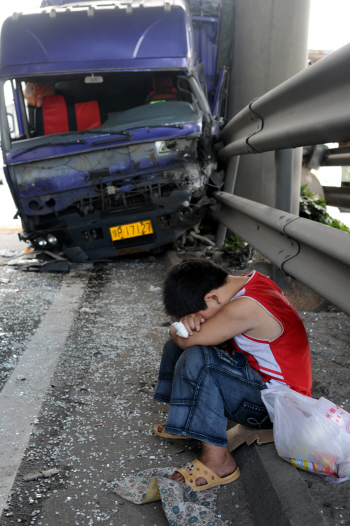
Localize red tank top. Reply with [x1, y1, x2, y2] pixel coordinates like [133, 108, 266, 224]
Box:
[231, 271, 312, 396]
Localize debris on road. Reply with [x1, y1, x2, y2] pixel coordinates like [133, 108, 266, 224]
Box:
[23, 468, 59, 482]
[149, 285, 161, 292]
[4, 250, 75, 273]
[1, 253, 349, 526]
[0, 250, 21, 258]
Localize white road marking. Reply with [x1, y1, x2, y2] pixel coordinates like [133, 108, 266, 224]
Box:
[0, 271, 90, 515]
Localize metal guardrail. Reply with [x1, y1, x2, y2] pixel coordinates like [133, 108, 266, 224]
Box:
[218, 43, 350, 160]
[323, 186, 350, 209]
[214, 41, 350, 311]
[323, 145, 350, 167]
[212, 191, 350, 316]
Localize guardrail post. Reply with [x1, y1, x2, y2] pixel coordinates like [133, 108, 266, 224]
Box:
[215, 155, 240, 248]
[273, 149, 294, 290]
[275, 149, 293, 213]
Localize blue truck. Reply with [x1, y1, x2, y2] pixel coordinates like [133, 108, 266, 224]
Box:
[0, 0, 229, 259]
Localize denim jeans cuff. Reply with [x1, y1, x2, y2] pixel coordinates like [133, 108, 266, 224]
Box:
[153, 394, 171, 404]
[164, 425, 228, 447]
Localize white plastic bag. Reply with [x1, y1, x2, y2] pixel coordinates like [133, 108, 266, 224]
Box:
[261, 386, 350, 482]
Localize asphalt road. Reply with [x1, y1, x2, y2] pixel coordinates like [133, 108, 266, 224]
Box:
[0, 181, 254, 526]
[0, 222, 349, 525]
[0, 243, 255, 526]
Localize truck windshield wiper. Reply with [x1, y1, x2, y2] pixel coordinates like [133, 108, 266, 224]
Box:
[78, 129, 129, 136]
[124, 124, 184, 132]
[12, 139, 88, 160]
[89, 125, 185, 146]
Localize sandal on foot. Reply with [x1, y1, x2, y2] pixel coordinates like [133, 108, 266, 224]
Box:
[152, 423, 191, 440]
[173, 459, 240, 492]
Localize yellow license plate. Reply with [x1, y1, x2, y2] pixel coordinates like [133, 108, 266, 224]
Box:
[110, 220, 154, 241]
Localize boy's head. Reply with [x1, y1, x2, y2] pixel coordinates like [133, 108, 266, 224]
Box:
[163, 257, 228, 319]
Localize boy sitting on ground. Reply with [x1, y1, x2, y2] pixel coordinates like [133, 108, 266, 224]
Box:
[153, 257, 312, 491]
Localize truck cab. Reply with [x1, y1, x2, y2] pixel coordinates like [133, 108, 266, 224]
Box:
[0, 0, 228, 259]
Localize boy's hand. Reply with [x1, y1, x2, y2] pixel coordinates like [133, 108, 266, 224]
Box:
[181, 313, 206, 336]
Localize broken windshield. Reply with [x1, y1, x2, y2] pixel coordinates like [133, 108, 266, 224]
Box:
[101, 101, 201, 133]
[1, 72, 203, 154]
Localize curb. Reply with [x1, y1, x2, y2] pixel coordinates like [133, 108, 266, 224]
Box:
[234, 442, 327, 526]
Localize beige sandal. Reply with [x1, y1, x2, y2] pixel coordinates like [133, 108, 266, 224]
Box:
[173, 459, 240, 492]
[152, 423, 192, 440]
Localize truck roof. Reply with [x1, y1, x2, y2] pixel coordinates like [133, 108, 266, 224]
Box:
[0, 1, 195, 78]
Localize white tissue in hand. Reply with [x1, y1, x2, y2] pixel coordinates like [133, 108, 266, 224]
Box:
[172, 321, 189, 338]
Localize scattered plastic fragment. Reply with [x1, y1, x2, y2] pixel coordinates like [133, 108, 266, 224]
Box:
[0, 250, 20, 257]
[149, 285, 161, 292]
[23, 468, 59, 482]
[43, 468, 60, 478]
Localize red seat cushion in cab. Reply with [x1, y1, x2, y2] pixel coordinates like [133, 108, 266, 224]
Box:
[75, 100, 101, 131]
[42, 95, 69, 135]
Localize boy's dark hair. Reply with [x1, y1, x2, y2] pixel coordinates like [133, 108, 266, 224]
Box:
[163, 257, 228, 318]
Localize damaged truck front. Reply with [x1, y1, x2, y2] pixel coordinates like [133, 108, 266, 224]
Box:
[0, 0, 228, 259]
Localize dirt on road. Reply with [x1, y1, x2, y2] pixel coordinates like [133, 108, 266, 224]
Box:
[0, 242, 349, 526]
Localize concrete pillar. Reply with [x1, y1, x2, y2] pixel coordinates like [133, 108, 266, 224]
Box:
[227, 0, 310, 211]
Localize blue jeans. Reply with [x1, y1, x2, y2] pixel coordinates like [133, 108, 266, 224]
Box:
[154, 339, 272, 447]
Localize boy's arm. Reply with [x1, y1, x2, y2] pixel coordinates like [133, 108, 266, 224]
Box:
[180, 313, 206, 335]
[170, 298, 258, 350]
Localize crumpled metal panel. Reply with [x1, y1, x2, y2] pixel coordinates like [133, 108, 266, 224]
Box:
[13, 138, 203, 217]
[10, 131, 216, 259]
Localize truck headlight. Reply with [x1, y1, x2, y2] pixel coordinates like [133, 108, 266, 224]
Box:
[47, 234, 58, 245]
[35, 237, 47, 247]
